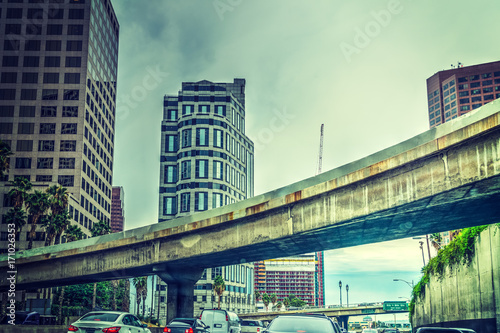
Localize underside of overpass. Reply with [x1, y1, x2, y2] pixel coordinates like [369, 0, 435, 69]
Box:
[2, 100, 500, 322]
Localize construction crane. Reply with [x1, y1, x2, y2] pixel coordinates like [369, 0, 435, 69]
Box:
[316, 124, 324, 175]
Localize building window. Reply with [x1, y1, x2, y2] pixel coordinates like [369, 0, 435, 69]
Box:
[167, 109, 177, 121]
[23, 56, 39, 67]
[182, 105, 193, 116]
[37, 158, 53, 169]
[60, 140, 76, 151]
[0, 106, 14, 117]
[68, 8, 84, 19]
[1, 72, 17, 83]
[215, 105, 226, 116]
[47, 24, 63, 35]
[213, 193, 223, 209]
[164, 165, 177, 183]
[22, 72, 38, 83]
[36, 175, 52, 182]
[62, 106, 78, 117]
[196, 159, 208, 178]
[19, 106, 35, 117]
[181, 129, 192, 148]
[63, 89, 79, 100]
[3, 40, 20, 51]
[213, 161, 223, 180]
[66, 40, 82, 51]
[195, 192, 208, 211]
[18, 123, 34, 134]
[43, 73, 59, 84]
[41, 106, 57, 117]
[15, 158, 32, 169]
[65, 57, 81, 67]
[165, 134, 178, 152]
[213, 129, 223, 148]
[198, 105, 209, 113]
[67, 24, 84, 35]
[59, 158, 75, 169]
[196, 128, 209, 146]
[180, 193, 190, 212]
[20, 89, 37, 100]
[42, 89, 58, 100]
[39, 124, 56, 135]
[0, 89, 16, 100]
[61, 123, 77, 134]
[46, 40, 62, 51]
[16, 140, 33, 152]
[0, 123, 13, 134]
[58, 175, 74, 187]
[181, 160, 191, 180]
[44, 56, 61, 67]
[64, 73, 80, 84]
[163, 196, 177, 215]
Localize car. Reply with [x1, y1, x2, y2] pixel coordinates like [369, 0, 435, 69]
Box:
[199, 309, 241, 333]
[362, 329, 378, 333]
[67, 311, 151, 333]
[415, 328, 477, 333]
[240, 320, 265, 333]
[0, 311, 39, 325]
[262, 313, 341, 333]
[164, 318, 211, 333]
[381, 329, 400, 333]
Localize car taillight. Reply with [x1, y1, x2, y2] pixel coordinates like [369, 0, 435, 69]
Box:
[68, 325, 79, 332]
[102, 327, 121, 333]
[226, 315, 229, 322]
[257, 328, 260, 333]
[185, 328, 194, 333]
[164, 328, 172, 333]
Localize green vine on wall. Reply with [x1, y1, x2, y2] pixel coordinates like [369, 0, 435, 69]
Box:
[408, 224, 499, 320]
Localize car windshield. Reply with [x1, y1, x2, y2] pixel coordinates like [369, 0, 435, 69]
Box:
[268, 317, 334, 333]
[170, 319, 195, 326]
[242, 321, 258, 326]
[80, 313, 120, 322]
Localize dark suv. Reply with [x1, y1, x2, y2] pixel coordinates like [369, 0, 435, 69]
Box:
[263, 313, 341, 333]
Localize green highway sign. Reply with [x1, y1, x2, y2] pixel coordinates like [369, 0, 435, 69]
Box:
[383, 301, 408, 311]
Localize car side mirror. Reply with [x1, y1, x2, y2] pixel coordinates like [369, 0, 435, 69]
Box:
[142, 323, 148, 328]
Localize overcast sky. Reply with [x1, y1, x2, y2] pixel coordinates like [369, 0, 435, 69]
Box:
[110, 0, 499, 305]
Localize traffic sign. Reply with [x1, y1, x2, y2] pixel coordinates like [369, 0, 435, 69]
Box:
[383, 301, 408, 311]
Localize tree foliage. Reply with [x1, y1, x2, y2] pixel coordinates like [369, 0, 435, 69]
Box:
[91, 220, 111, 237]
[213, 276, 225, 309]
[0, 140, 12, 178]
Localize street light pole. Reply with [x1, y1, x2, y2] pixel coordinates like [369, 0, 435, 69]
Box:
[419, 241, 425, 266]
[346, 284, 349, 307]
[339, 280, 342, 307]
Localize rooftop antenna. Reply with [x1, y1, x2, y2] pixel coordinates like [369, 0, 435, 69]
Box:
[316, 124, 324, 175]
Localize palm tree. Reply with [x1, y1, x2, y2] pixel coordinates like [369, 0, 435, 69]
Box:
[276, 301, 283, 311]
[213, 276, 225, 309]
[0, 140, 12, 178]
[132, 277, 147, 317]
[255, 291, 261, 303]
[283, 297, 290, 309]
[270, 293, 277, 309]
[53, 210, 71, 245]
[26, 190, 51, 250]
[262, 293, 271, 312]
[46, 185, 69, 215]
[8, 177, 32, 208]
[4, 207, 27, 234]
[430, 233, 443, 252]
[65, 225, 84, 242]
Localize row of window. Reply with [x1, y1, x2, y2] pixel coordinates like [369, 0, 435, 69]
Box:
[166, 105, 245, 134]
[83, 143, 113, 197]
[1, 72, 80, 84]
[2, 55, 82, 67]
[12, 157, 75, 169]
[0, 88, 79, 100]
[0, 105, 79, 117]
[163, 192, 239, 215]
[8, 139, 76, 152]
[84, 126, 113, 178]
[3, 8, 84, 20]
[0, 122, 77, 134]
[457, 72, 500, 83]
[2, 23, 83, 37]
[3, 39, 82, 52]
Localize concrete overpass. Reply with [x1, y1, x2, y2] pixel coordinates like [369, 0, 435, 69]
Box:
[2, 100, 500, 322]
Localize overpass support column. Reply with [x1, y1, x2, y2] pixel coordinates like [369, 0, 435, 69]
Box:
[158, 268, 204, 324]
[337, 316, 349, 330]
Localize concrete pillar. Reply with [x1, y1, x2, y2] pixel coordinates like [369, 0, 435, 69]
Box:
[337, 316, 349, 330]
[158, 268, 204, 324]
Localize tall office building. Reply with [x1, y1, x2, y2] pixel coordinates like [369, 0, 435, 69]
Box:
[314, 251, 325, 307]
[110, 186, 124, 233]
[254, 255, 317, 307]
[0, 0, 119, 250]
[156, 79, 255, 321]
[426, 60, 500, 128]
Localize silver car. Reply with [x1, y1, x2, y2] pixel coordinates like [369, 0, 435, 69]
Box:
[67, 311, 151, 333]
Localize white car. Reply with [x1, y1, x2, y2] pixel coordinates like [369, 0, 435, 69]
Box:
[67, 311, 151, 333]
